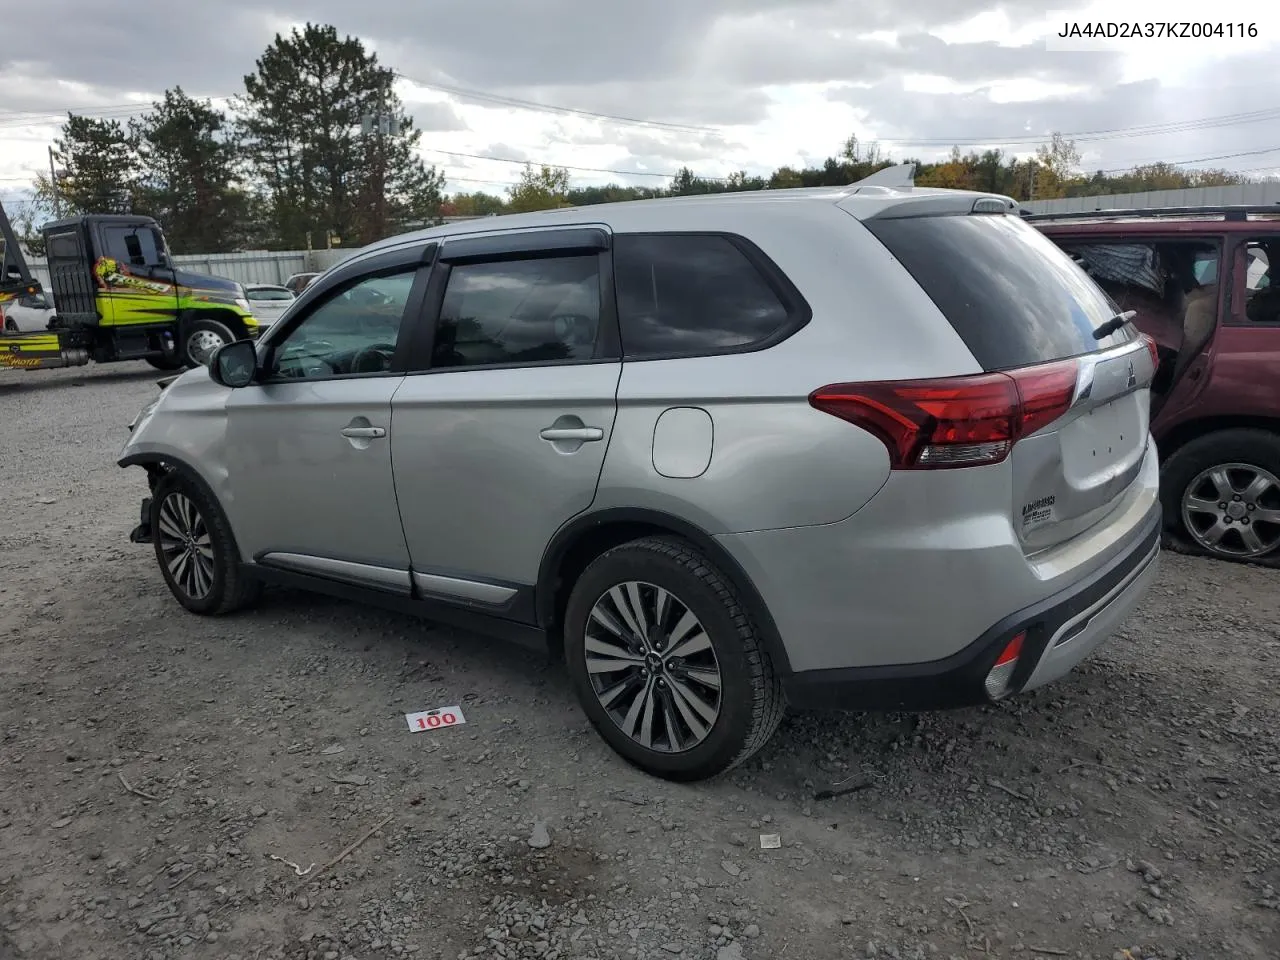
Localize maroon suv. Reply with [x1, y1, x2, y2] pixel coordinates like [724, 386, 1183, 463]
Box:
[1028, 205, 1280, 564]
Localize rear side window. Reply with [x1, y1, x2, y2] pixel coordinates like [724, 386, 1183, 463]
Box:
[613, 233, 801, 359]
[47, 233, 80, 260]
[864, 213, 1131, 371]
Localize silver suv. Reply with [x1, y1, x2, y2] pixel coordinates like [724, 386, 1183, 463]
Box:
[119, 184, 1162, 781]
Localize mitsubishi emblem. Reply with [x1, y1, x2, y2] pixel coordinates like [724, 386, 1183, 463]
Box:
[1126, 358, 1136, 389]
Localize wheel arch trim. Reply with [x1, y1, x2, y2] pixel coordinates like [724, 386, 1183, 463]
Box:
[536, 506, 794, 675]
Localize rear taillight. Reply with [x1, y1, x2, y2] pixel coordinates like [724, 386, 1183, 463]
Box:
[809, 359, 1079, 470]
[1140, 333, 1159, 371]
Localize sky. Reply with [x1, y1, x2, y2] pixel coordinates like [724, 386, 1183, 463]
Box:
[2, 0, 1279, 216]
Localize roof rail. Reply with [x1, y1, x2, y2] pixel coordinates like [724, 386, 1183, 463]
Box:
[1019, 203, 1280, 223]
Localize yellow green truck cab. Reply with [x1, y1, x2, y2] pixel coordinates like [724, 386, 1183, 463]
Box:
[1, 212, 259, 372]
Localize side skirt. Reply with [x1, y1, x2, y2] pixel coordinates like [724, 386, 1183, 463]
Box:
[242, 563, 549, 655]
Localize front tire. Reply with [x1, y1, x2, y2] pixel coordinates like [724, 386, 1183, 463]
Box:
[181, 318, 236, 368]
[150, 470, 261, 614]
[1161, 428, 1280, 561]
[563, 536, 785, 782]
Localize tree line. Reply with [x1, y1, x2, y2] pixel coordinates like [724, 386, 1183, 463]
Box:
[469, 133, 1249, 219]
[15, 20, 1259, 256]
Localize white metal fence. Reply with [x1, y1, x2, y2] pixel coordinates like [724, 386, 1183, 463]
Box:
[28, 247, 349, 291]
[1021, 183, 1280, 214]
[24, 217, 493, 290]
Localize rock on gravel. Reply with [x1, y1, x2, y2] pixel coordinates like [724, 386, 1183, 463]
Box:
[527, 821, 551, 849]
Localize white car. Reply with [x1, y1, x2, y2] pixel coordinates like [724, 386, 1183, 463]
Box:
[2, 290, 55, 332]
[243, 284, 296, 328]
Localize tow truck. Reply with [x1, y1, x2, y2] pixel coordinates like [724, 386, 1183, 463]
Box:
[1, 202, 258, 372]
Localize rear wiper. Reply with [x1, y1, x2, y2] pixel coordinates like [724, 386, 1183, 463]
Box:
[1092, 310, 1137, 340]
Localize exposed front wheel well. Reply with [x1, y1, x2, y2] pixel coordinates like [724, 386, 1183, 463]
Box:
[1157, 415, 1280, 462]
[120, 454, 202, 498]
[537, 510, 793, 675]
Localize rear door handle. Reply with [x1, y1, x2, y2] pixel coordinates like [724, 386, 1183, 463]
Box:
[341, 426, 386, 439]
[539, 426, 603, 442]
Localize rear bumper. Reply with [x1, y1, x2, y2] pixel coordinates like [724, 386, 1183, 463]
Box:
[781, 500, 1161, 711]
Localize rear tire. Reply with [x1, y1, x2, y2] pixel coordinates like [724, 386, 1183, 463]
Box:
[150, 470, 261, 615]
[146, 354, 185, 371]
[563, 536, 785, 782]
[1161, 428, 1280, 561]
[3, 318, 17, 333]
[181, 318, 236, 368]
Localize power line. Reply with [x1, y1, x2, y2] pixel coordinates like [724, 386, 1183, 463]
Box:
[885, 106, 1280, 146]
[1095, 145, 1280, 174]
[4, 79, 1278, 152]
[391, 73, 717, 134]
[421, 146, 727, 182]
[0, 75, 720, 136]
[443, 175, 520, 187]
[0, 97, 238, 130]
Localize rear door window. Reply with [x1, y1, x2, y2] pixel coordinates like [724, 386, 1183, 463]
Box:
[613, 233, 805, 359]
[432, 255, 602, 368]
[1235, 239, 1280, 325]
[864, 213, 1133, 371]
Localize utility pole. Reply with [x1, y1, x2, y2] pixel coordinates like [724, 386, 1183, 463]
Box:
[48, 146, 64, 218]
[361, 73, 399, 242]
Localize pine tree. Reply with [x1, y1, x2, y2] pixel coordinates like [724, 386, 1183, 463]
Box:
[236, 22, 445, 248]
[130, 88, 249, 253]
[50, 115, 138, 215]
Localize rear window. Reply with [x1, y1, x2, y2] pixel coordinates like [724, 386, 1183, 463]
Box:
[249, 288, 294, 301]
[47, 232, 80, 260]
[864, 213, 1132, 370]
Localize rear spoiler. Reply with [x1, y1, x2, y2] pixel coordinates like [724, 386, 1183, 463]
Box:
[849, 163, 917, 189]
[842, 165, 1016, 219]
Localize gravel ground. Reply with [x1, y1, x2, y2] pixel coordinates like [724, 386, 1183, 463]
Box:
[1, 363, 1278, 960]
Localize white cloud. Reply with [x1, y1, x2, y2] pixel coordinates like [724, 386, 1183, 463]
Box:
[1, 0, 1278, 200]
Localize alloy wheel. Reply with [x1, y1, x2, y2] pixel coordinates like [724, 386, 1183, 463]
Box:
[1181, 462, 1280, 558]
[583, 581, 723, 753]
[157, 492, 216, 599]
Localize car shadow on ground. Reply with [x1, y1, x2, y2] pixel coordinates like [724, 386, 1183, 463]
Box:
[0, 365, 167, 394]
[248, 582, 1227, 803]
[252, 584, 561, 685]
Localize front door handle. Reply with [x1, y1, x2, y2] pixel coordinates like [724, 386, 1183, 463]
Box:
[341, 426, 386, 439]
[539, 426, 603, 442]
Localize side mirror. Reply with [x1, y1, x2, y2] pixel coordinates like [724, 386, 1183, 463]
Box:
[209, 339, 258, 388]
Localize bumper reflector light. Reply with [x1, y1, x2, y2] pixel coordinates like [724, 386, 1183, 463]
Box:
[984, 631, 1026, 701]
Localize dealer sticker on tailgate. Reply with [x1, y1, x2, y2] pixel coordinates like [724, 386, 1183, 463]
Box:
[1021, 494, 1056, 531]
